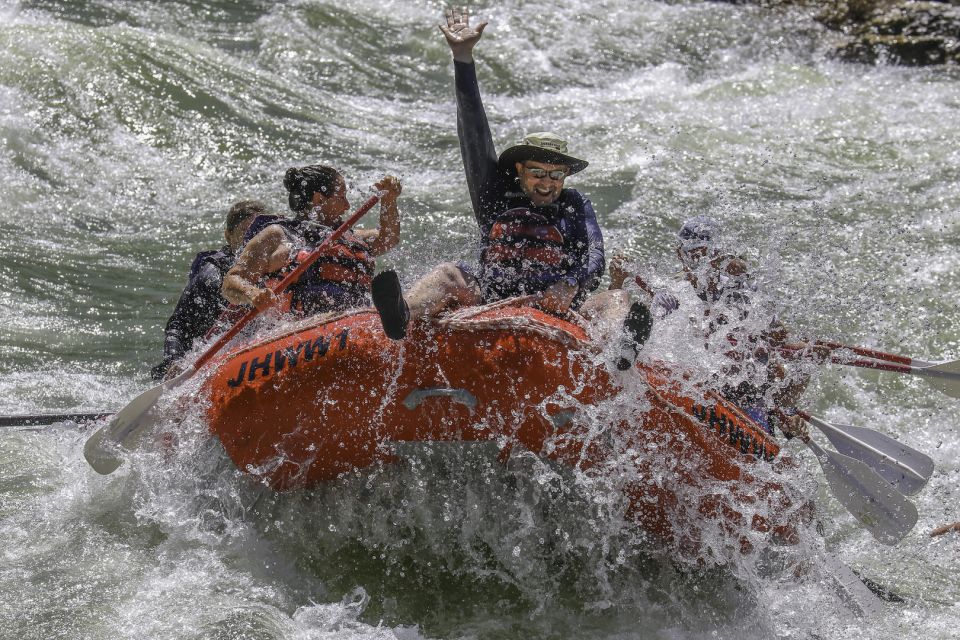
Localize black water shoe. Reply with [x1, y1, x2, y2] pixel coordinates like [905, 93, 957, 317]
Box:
[616, 301, 653, 371]
[372, 270, 410, 340]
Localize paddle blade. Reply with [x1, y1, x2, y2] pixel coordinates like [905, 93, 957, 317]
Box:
[83, 421, 133, 475]
[918, 359, 960, 399]
[822, 553, 885, 619]
[82, 370, 190, 474]
[806, 439, 918, 545]
[810, 416, 934, 496]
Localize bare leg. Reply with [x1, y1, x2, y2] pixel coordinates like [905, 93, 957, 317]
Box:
[580, 289, 652, 370]
[405, 262, 482, 319]
[373, 263, 482, 340]
[580, 289, 632, 324]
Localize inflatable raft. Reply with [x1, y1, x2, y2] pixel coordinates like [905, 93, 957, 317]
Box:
[201, 304, 805, 548]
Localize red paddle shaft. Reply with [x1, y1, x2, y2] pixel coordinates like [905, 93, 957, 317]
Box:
[813, 340, 915, 366]
[777, 345, 916, 375]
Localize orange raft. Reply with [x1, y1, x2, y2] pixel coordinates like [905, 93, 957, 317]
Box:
[202, 305, 804, 547]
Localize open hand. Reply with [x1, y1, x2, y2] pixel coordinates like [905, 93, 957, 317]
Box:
[608, 252, 629, 289]
[439, 6, 488, 63]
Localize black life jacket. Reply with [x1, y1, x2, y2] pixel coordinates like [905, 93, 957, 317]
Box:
[480, 203, 573, 298]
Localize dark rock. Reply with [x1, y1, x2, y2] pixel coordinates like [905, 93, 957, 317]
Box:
[817, 0, 960, 64]
[712, 0, 960, 64]
[835, 33, 952, 63]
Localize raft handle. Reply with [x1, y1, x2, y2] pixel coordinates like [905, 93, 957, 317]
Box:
[403, 387, 478, 413]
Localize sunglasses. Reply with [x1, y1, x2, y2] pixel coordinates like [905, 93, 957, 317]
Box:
[678, 229, 713, 242]
[523, 167, 568, 180]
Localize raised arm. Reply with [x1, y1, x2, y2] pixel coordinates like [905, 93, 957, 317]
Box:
[440, 7, 500, 221]
[354, 175, 402, 257]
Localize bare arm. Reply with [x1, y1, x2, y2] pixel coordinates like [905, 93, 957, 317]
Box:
[355, 175, 402, 257]
[222, 226, 292, 311]
[609, 252, 655, 295]
[931, 522, 960, 537]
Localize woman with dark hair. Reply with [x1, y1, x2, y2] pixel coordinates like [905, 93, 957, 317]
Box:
[222, 165, 401, 316]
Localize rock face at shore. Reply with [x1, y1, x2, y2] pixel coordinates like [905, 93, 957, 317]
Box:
[712, 0, 959, 65]
[817, 0, 960, 64]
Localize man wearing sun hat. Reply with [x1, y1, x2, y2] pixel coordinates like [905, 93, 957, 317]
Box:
[371, 8, 649, 364]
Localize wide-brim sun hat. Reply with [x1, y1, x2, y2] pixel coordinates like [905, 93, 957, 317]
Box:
[497, 132, 589, 175]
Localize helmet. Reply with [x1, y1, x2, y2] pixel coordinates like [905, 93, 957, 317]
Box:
[678, 216, 719, 269]
[678, 216, 719, 246]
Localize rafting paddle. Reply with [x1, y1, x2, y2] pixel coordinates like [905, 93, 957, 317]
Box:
[794, 429, 918, 545]
[83, 194, 382, 475]
[796, 411, 933, 496]
[0, 412, 114, 427]
[834, 356, 960, 399]
[813, 340, 934, 368]
[778, 344, 960, 399]
[698, 390, 913, 542]
[822, 553, 886, 618]
[692, 390, 918, 544]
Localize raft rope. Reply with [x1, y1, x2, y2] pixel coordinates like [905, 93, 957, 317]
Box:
[435, 297, 585, 349]
[244, 308, 371, 345]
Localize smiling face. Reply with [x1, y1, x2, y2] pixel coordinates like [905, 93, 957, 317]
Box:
[515, 160, 569, 206]
[309, 175, 350, 224]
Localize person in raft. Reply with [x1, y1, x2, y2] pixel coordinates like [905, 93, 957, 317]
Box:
[370, 7, 651, 369]
[151, 199, 265, 380]
[609, 216, 811, 435]
[222, 165, 401, 317]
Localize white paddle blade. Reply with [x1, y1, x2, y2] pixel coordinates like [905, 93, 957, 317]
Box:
[917, 359, 960, 399]
[82, 384, 164, 474]
[83, 422, 128, 474]
[810, 416, 934, 496]
[806, 439, 918, 545]
[82, 371, 190, 474]
[822, 553, 885, 619]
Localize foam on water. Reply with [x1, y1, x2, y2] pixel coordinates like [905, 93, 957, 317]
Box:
[1, 0, 959, 638]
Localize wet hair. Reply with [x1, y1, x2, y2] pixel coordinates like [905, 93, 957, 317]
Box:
[283, 165, 342, 214]
[225, 200, 268, 233]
